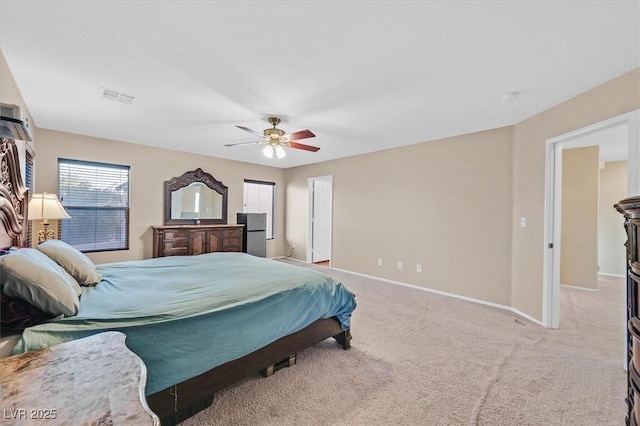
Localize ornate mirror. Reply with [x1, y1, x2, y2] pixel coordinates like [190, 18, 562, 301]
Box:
[164, 168, 228, 225]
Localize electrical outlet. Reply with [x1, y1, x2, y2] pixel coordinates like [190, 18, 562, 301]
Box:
[397, 261, 403, 270]
[520, 217, 527, 228]
[416, 264, 422, 273]
[377, 258, 383, 266]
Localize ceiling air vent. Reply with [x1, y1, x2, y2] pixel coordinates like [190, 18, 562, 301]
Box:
[102, 88, 135, 104]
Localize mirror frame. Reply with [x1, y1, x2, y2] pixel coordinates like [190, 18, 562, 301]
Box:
[164, 168, 228, 225]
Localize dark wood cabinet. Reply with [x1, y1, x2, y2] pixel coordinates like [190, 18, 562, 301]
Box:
[616, 196, 640, 426]
[152, 225, 243, 258]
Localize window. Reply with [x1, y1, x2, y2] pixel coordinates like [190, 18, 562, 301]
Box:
[243, 180, 275, 239]
[58, 159, 130, 252]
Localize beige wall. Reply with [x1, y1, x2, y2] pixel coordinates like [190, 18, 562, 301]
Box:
[286, 127, 514, 305]
[288, 67, 639, 320]
[560, 146, 599, 289]
[34, 128, 286, 264]
[0, 51, 35, 180]
[511, 68, 639, 320]
[599, 160, 628, 276]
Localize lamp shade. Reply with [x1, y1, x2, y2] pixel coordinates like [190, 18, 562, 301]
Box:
[275, 145, 286, 159]
[262, 145, 274, 159]
[28, 193, 71, 220]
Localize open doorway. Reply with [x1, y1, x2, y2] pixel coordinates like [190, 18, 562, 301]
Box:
[543, 109, 639, 329]
[307, 176, 333, 266]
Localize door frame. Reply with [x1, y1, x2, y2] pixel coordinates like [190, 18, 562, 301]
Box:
[543, 109, 639, 329]
[306, 175, 333, 264]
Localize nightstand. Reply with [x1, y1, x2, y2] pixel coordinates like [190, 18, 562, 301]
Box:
[0, 331, 159, 425]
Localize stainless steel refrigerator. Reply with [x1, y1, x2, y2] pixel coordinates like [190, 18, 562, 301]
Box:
[237, 213, 267, 257]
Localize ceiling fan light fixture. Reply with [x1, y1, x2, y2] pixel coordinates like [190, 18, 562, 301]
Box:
[229, 116, 319, 157]
[275, 145, 286, 159]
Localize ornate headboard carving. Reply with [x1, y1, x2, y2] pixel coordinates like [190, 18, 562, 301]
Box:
[0, 138, 27, 246]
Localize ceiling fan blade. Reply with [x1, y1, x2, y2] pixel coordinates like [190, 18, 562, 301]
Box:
[286, 129, 316, 141]
[236, 125, 265, 138]
[288, 141, 320, 152]
[224, 140, 264, 147]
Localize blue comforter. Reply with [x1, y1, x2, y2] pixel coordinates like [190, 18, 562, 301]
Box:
[13, 253, 356, 394]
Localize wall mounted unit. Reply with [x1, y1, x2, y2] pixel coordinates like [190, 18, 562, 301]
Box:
[0, 103, 32, 141]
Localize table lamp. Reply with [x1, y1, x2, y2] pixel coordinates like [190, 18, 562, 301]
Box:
[28, 192, 71, 243]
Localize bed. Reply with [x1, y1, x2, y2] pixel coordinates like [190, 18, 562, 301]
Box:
[0, 137, 356, 425]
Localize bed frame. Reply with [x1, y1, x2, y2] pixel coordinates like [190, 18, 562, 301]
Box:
[0, 137, 353, 425]
[148, 320, 351, 425]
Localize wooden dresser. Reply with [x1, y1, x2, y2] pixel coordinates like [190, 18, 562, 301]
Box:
[152, 224, 243, 258]
[616, 196, 640, 426]
[0, 332, 158, 425]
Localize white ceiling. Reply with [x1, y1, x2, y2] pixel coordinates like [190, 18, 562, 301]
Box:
[0, 1, 638, 169]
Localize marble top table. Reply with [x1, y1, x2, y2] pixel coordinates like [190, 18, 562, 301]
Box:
[0, 331, 159, 425]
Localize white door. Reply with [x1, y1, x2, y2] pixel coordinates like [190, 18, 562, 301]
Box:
[543, 109, 639, 330]
[311, 178, 332, 263]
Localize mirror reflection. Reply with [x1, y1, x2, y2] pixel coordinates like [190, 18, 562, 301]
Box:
[164, 168, 228, 225]
[170, 182, 223, 220]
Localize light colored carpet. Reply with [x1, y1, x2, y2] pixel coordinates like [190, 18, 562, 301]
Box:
[181, 263, 626, 426]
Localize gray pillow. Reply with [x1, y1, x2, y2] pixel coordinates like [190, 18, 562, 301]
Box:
[0, 248, 81, 317]
[36, 240, 102, 286]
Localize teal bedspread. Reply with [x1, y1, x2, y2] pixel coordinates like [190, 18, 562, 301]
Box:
[13, 253, 356, 395]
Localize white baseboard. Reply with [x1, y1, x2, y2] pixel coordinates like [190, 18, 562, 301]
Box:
[598, 272, 625, 278]
[279, 256, 310, 264]
[560, 283, 598, 291]
[329, 267, 544, 327]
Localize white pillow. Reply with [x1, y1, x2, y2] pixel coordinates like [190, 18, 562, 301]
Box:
[0, 248, 81, 317]
[36, 240, 102, 286]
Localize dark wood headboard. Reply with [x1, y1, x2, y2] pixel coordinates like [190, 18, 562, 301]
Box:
[0, 138, 28, 247]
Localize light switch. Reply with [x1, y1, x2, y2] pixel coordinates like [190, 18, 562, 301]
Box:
[520, 217, 527, 228]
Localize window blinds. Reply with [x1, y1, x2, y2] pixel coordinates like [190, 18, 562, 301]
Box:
[243, 180, 275, 239]
[58, 159, 130, 252]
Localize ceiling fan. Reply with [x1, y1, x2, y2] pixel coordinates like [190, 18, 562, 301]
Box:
[225, 116, 320, 159]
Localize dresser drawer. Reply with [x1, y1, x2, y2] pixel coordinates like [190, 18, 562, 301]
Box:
[162, 248, 188, 256]
[223, 238, 240, 249]
[164, 241, 188, 253]
[223, 229, 241, 239]
[163, 230, 187, 241]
